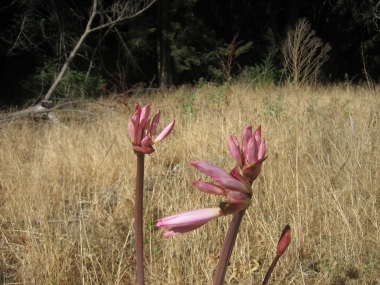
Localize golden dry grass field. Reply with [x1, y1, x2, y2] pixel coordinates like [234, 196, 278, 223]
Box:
[1, 83, 379, 284]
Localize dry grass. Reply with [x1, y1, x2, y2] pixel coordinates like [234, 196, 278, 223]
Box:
[1, 82, 379, 285]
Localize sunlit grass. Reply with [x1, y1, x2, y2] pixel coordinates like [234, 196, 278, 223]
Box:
[1, 82, 379, 284]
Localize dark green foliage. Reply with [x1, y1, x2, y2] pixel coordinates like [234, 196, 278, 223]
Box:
[361, 33, 380, 81]
[1, 0, 380, 106]
[167, 0, 223, 80]
[24, 64, 104, 100]
[215, 39, 254, 82]
[250, 55, 283, 87]
[239, 55, 284, 87]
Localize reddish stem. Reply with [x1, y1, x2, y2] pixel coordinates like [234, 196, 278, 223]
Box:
[135, 153, 145, 285]
[262, 255, 280, 285]
[213, 209, 246, 285]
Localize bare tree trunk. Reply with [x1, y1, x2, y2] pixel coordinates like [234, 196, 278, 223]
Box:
[4, 104, 58, 122]
[156, 0, 173, 87]
[43, 1, 98, 103]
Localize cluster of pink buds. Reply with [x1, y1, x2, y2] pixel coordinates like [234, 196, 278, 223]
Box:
[128, 103, 175, 154]
[157, 125, 266, 237]
[228, 125, 266, 183]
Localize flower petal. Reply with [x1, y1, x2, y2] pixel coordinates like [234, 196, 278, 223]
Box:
[163, 223, 208, 237]
[134, 102, 141, 113]
[139, 104, 150, 126]
[242, 125, 252, 159]
[230, 167, 252, 191]
[246, 136, 259, 164]
[141, 135, 152, 148]
[157, 208, 223, 237]
[150, 110, 160, 136]
[153, 120, 175, 144]
[226, 190, 250, 203]
[252, 125, 261, 138]
[214, 176, 251, 193]
[228, 136, 243, 168]
[191, 180, 227, 196]
[128, 118, 137, 143]
[190, 161, 232, 180]
[131, 109, 142, 144]
[258, 138, 266, 161]
[142, 118, 151, 138]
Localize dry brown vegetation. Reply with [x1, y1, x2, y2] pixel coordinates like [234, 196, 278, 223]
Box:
[1, 82, 379, 285]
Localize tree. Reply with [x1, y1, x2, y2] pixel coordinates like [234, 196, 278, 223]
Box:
[156, 0, 173, 87]
[2, 0, 380, 106]
[2, 0, 156, 120]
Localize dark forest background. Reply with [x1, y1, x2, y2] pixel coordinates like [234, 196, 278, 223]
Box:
[1, 0, 379, 107]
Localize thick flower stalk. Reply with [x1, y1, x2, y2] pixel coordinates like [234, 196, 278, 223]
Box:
[128, 102, 175, 154]
[129, 102, 175, 285]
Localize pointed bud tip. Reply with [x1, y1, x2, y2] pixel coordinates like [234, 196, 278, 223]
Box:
[276, 225, 291, 256]
[153, 119, 175, 144]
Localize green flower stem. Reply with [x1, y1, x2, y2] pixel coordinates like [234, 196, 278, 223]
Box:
[213, 209, 246, 285]
[135, 153, 145, 285]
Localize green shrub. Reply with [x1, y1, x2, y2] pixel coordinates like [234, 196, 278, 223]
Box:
[24, 63, 105, 100]
[250, 55, 284, 87]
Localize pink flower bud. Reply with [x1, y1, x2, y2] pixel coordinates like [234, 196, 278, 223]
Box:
[191, 180, 227, 196]
[153, 120, 175, 144]
[228, 136, 243, 168]
[128, 102, 175, 154]
[157, 208, 223, 237]
[276, 225, 291, 256]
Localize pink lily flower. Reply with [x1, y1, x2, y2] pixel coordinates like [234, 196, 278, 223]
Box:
[156, 208, 223, 237]
[157, 161, 252, 237]
[128, 103, 175, 154]
[157, 127, 266, 237]
[228, 125, 266, 183]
